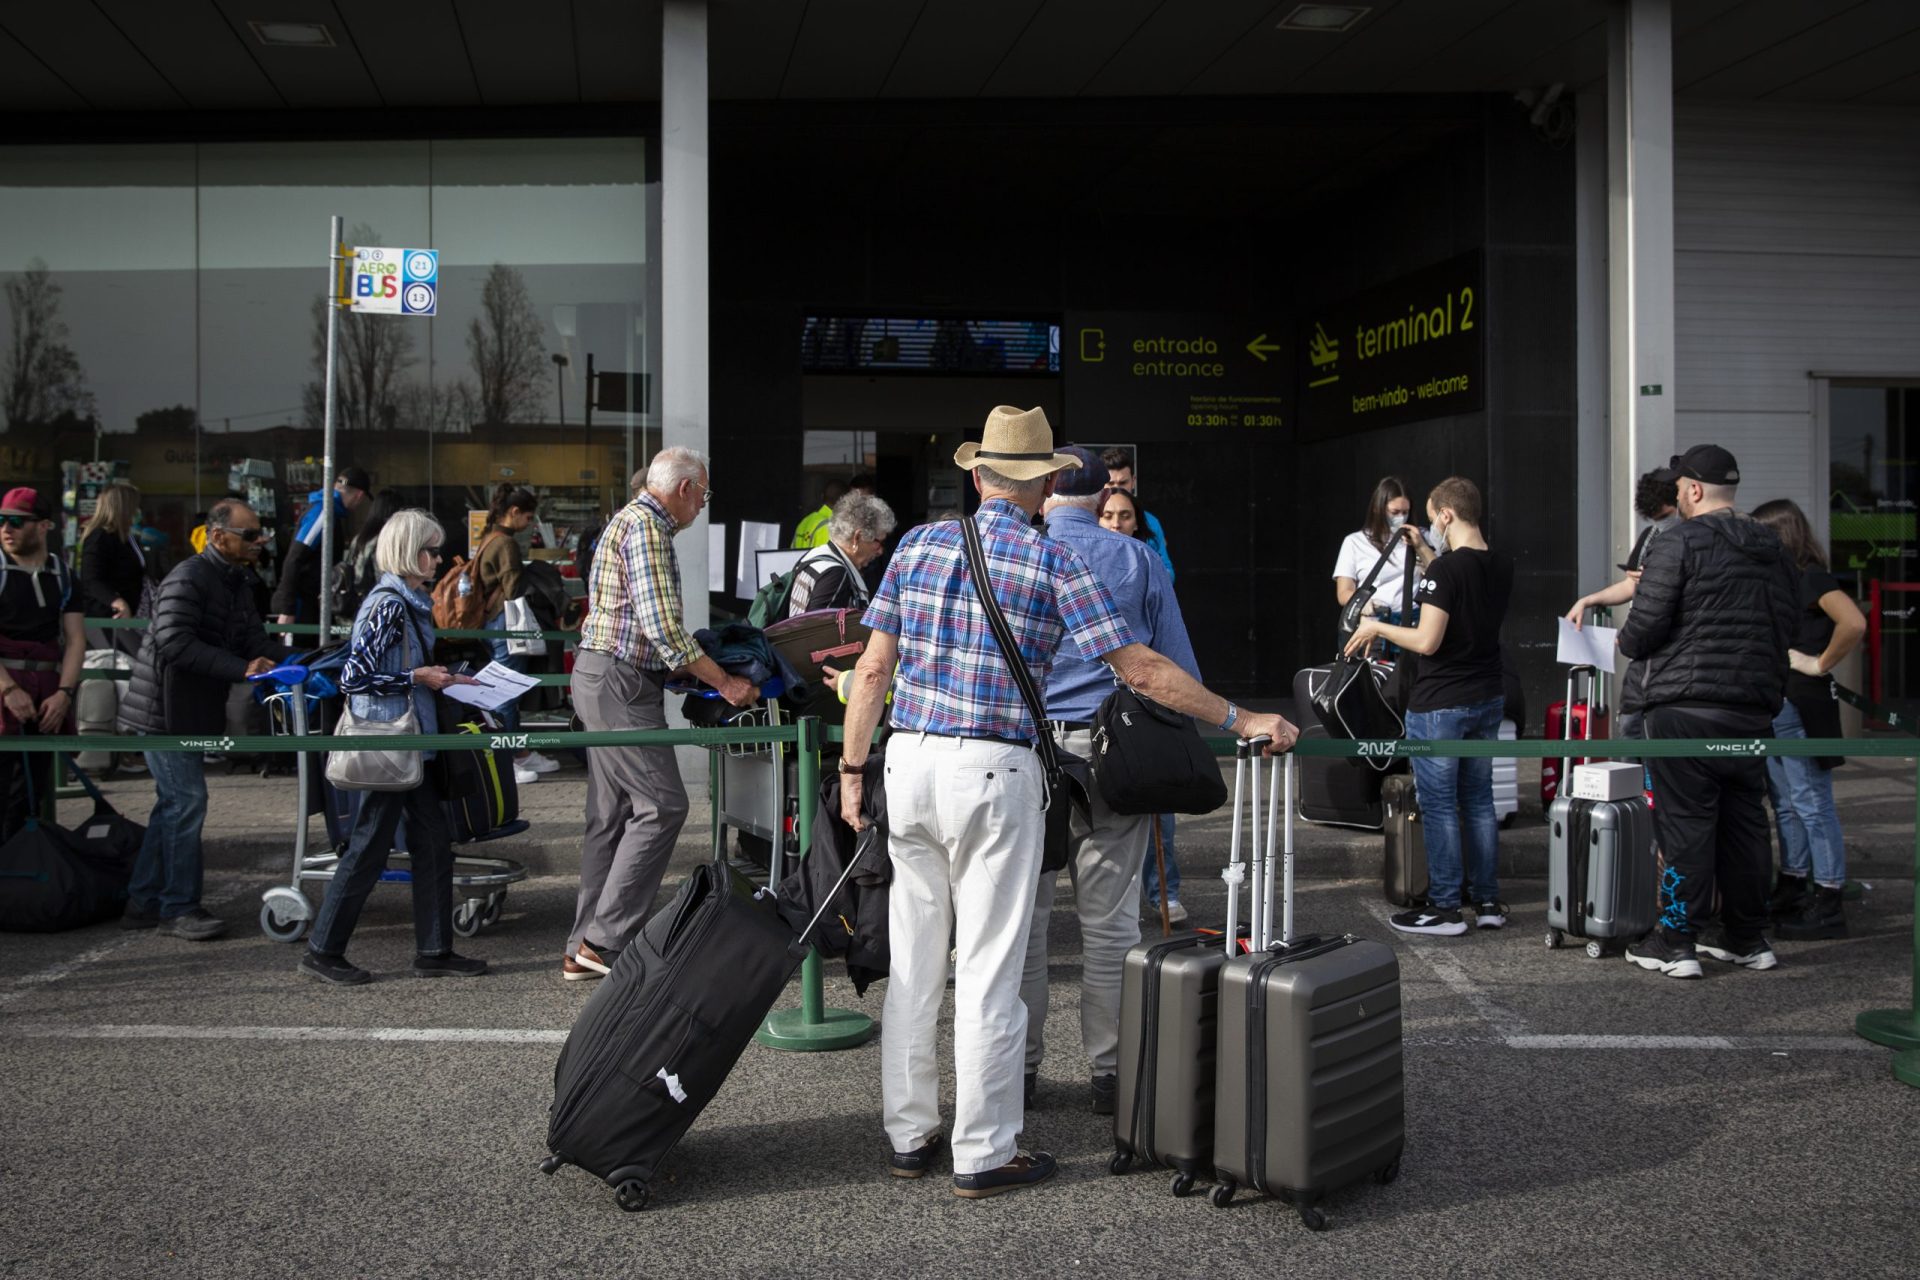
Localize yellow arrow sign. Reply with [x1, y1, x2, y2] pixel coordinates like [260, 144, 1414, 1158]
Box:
[1246, 333, 1281, 363]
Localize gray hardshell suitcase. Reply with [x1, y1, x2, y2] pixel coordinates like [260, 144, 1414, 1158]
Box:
[1211, 749, 1405, 1231]
[1381, 773, 1425, 907]
[1109, 741, 1271, 1193]
[1545, 793, 1656, 958]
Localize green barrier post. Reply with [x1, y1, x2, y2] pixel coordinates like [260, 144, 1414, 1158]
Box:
[1856, 760, 1920, 1085]
[756, 715, 876, 1052]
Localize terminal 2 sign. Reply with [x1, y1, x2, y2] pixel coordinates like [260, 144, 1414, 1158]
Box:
[1297, 251, 1484, 439]
[1063, 312, 1289, 441]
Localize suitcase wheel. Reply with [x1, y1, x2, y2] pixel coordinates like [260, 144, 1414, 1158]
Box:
[1298, 1203, 1328, 1232]
[1584, 939, 1606, 960]
[1108, 1150, 1133, 1176]
[1545, 929, 1563, 950]
[1210, 1182, 1235, 1209]
[614, 1179, 651, 1213]
[1375, 1158, 1401, 1186]
[539, 1155, 564, 1176]
[1169, 1171, 1196, 1198]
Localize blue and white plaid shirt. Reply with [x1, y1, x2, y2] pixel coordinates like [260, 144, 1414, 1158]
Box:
[863, 499, 1134, 742]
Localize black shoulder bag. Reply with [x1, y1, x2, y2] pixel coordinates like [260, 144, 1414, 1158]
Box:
[1313, 551, 1410, 771]
[1090, 683, 1228, 816]
[1337, 535, 1400, 641]
[956, 517, 1087, 874]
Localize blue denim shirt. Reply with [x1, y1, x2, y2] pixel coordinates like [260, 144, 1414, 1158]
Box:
[341, 573, 439, 756]
[1041, 505, 1201, 723]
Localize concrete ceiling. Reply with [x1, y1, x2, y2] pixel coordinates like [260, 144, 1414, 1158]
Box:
[1, 0, 1915, 113]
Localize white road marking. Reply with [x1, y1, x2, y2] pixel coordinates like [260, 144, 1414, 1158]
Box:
[1365, 899, 1533, 1038]
[1508, 1033, 1878, 1053]
[0, 878, 251, 1009]
[4, 1023, 566, 1044]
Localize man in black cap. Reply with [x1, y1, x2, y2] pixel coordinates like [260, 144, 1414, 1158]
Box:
[272, 465, 371, 628]
[1618, 444, 1798, 979]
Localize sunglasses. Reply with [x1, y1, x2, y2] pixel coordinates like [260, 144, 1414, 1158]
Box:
[217, 526, 266, 543]
[423, 545, 445, 559]
[0, 515, 34, 530]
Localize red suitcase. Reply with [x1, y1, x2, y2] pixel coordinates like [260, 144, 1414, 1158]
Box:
[1540, 665, 1608, 806]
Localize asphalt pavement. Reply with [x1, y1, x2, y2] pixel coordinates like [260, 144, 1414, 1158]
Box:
[2, 757, 1917, 1278]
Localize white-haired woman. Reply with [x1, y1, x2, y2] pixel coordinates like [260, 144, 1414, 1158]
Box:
[301, 509, 484, 986]
[786, 491, 896, 617]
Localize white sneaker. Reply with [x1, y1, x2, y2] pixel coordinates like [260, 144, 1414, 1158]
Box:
[514, 765, 539, 785]
[1164, 899, 1189, 925]
[521, 751, 561, 774]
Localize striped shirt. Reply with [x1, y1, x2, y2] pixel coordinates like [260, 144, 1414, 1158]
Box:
[579, 491, 702, 671]
[863, 499, 1133, 742]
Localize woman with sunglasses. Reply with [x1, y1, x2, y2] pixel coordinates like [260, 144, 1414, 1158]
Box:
[301, 510, 484, 986]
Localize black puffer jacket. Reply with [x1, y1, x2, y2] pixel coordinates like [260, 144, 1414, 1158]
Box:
[121, 549, 278, 736]
[1617, 508, 1799, 715]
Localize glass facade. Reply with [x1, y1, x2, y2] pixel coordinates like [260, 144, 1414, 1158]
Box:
[0, 137, 655, 577]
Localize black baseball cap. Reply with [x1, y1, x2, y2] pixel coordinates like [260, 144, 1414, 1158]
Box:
[1663, 444, 1740, 486]
[339, 466, 372, 492]
[1051, 445, 1110, 497]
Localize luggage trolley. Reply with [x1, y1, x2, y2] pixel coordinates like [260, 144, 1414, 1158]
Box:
[250, 663, 528, 944]
[671, 678, 793, 883]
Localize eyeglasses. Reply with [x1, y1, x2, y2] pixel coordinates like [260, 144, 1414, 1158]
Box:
[693, 482, 714, 505]
[217, 526, 265, 543]
[423, 544, 445, 559]
[0, 515, 31, 530]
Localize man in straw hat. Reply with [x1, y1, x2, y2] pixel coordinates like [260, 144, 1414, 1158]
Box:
[839, 406, 1296, 1198]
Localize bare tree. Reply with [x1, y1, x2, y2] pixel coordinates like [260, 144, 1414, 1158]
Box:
[3, 259, 93, 432]
[304, 225, 418, 438]
[466, 264, 548, 426]
[395, 378, 478, 437]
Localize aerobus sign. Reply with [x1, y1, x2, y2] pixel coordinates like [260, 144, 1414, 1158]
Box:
[349, 246, 438, 316]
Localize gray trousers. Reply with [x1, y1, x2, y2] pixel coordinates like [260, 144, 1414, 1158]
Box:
[569, 649, 689, 954]
[1020, 727, 1148, 1077]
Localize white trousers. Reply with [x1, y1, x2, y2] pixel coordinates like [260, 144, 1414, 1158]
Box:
[882, 732, 1043, 1175]
[1020, 728, 1147, 1077]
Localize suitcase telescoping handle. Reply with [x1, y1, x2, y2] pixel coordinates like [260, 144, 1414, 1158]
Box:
[1255, 750, 1294, 950]
[1224, 736, 1283, 951]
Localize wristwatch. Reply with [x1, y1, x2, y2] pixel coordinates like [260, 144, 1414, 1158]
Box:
[59, 685, 77, 699]
[838, 758, 867, 775]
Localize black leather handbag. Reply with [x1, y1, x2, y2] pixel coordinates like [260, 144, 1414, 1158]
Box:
[957, 517, 1084, 874]
[1090, 684, 1228, 816]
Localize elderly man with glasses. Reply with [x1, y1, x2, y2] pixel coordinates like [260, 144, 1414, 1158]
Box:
[564, 446, 756, 982]
[118, 498, 280, 941]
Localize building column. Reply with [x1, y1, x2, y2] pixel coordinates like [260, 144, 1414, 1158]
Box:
[1607, 0, 1676, 574]
[1574, 89, 1610, 599]
[663, 0, 709, 635]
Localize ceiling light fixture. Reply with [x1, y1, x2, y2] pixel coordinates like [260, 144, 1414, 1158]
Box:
[1276, 4, 1371, 33]
[249, 21, 336, 48]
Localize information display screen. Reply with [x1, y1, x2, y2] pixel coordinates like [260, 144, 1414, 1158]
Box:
[1063, 312, 1290, 442]
[801, 316, 1059, 375]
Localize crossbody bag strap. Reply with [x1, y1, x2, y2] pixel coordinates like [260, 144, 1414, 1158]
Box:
[955, 517, 1062, 786]
[1353, 535, 1397, 601]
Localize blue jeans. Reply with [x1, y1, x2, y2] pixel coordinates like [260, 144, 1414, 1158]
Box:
[128, 750, 209, 918]
[483, 612, 523, 733]
[1142, 813, 1181, 905]
[1765, 700, 1846, 887]
[1405, 695, 1504, 909]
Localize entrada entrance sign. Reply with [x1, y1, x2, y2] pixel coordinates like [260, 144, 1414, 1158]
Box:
[1065, 312, 1289, 440]
[350, 246, 438, 316]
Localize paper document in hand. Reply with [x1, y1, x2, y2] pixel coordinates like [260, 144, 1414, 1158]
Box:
[442, 660, 542, 711]
[1555, 617, 1618, 674]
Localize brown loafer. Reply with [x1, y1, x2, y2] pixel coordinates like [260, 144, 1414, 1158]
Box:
[952, 1150, 1057, 1198]
[573, 941, 618, 976]
[562, 952, 601, 982]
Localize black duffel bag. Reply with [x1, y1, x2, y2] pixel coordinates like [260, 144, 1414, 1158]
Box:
[1090, 685, 1228, 816]
[1310, 653, 1404, 772]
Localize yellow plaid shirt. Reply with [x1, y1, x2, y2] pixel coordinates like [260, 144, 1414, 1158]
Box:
[579, 492, 703, 671]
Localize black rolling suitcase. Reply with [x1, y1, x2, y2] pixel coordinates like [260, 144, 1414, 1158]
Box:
[1109, 739, 1267, 1194]
[1296, 724, 1384, 829]
[1212, 750, 1406, 1231]
[1381, 773, 1426, 907]
[543, 855, 854, 1211]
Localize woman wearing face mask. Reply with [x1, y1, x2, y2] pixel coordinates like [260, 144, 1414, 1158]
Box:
[1333, 476, 1434, 628]
[1344, 477, 1513, 939]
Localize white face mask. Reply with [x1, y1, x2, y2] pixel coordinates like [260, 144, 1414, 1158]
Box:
[1424, 522, 1449, 555]
[1387, 513, 1407, 531]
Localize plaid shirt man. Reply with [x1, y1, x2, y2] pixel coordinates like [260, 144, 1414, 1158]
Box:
[580, 491, 703, 672]
[863, 499, 1133, 740]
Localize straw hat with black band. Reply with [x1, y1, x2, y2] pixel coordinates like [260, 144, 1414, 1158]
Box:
[954, 406, 1082, 481]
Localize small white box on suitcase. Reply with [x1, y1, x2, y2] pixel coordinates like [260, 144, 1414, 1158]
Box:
[1571, 761, 1641, 802]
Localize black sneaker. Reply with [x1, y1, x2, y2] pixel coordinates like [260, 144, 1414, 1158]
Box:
[155, 907, 227, 942]
[889, 1131, 945, 1180]
[1775, 884, 1848, 941]
[1625, 931, 1703, 979]
[1472, 901, 1509, 930]
[413, 952, 488, 978]
[1696, 931, 1780, 970]
[952, 1150, 1057, 1199]
[1389, 907, 1467, 937]
[120, 903, 159, 930]
[300, 950, 372, 986]
[1090, 1073, 1117, 1116]
[1767, 872, 1811, 920]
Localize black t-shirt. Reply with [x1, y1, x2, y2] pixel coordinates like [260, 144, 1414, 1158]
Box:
[1409, 547, 1513, 713]
[1785, 564, 1842, 700]
[0, 552, 82, 646]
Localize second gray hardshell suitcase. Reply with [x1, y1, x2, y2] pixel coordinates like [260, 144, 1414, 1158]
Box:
[1210, 749, 1405, 1230]
[1545, 793, 1656, 957]
[1381, 773, 1425, 907]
